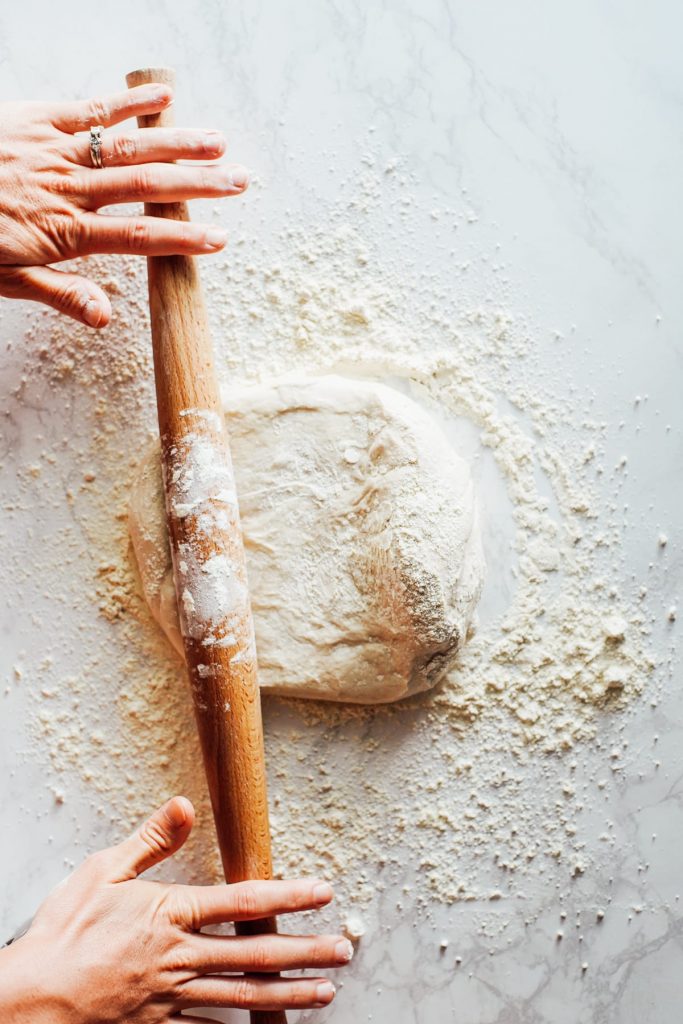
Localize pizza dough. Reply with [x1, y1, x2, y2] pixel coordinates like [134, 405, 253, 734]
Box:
[128, 375, 484, 703]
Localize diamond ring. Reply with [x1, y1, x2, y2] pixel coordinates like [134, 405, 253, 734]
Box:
[89, 124, 104, 169]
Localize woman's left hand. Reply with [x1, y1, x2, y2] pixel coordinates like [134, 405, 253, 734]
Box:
[0, 83, 249, 327]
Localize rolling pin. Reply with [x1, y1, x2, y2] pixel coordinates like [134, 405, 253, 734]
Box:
[125, 66, 286, 1024]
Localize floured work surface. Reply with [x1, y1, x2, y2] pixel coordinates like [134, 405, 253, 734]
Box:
[9, 153, 665, 919]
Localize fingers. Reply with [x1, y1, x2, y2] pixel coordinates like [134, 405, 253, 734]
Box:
[176, 878, 334, 929]
[188, 932, 354, 974]
[105, 796, 195, 881]
[48, 82, 174, 133]
[68, 127, 226, 168]
[179, 975, 337, 1013]
[78, 213, 230, 257]
[0, 265, 111, 328]
[72, 162, 249, 209]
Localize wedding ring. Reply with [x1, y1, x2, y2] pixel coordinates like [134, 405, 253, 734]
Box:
[89, 124, 104, 169]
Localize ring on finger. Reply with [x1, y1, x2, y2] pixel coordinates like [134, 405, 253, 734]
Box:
[89, 124, 104, 169]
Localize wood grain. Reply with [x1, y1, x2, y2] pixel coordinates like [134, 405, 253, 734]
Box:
[126, 66, 286, 1024]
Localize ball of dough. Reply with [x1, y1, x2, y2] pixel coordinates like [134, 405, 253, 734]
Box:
[128, 375, 484, 703]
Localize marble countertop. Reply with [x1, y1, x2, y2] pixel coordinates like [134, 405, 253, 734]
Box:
[1, 2, 681, 1022]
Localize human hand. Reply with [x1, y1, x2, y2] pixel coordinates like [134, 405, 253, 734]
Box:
[0, 797, 350, 1022]
[0, 83, 248, 327]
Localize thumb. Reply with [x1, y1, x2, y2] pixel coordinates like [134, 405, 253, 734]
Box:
[0, 264, 112, 328]
[108, 796, 195, 881]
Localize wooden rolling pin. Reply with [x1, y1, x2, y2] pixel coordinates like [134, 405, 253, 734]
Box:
[126, 66, 286, 1024]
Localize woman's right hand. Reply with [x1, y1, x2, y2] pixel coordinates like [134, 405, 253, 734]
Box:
[0, 797, 351, 1022]
[0, 83, 249, 327]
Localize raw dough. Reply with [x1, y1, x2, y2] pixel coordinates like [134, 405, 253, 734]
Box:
[128, 375, 484, 703]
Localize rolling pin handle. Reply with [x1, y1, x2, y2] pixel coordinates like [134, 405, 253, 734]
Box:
[124, 65, 287, 1024]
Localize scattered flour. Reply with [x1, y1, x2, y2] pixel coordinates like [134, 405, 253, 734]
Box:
[342, 913, 366, 943]
[2, 145, 662, 918]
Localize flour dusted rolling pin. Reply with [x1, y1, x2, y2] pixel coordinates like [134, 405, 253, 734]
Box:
[125, 66, 286, 1024]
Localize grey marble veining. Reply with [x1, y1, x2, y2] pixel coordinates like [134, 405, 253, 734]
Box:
[1, 2, 682, 1022]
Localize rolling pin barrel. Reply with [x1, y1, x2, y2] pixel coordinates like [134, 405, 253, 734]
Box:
[126, 66, 286, 1024]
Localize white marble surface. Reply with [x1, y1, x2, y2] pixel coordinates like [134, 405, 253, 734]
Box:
[1, 2, 682, 1022]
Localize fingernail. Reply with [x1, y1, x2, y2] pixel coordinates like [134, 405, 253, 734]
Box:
[83, 300, 102, 327]
[152, 87, 172, 104]
[204, 228, 229, 251]
[203, 131, 225, 155]
[227, 165, 250, 190]
[312, 882, 333, 904]
[314, 981, 335, 1006]
[335, 938, 354, 962]
[164, 796, 189, 828]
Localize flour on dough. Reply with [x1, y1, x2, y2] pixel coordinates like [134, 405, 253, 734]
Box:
[128, 375, 484, 703]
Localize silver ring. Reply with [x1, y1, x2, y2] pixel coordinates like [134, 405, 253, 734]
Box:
[89, 124, 104, 169]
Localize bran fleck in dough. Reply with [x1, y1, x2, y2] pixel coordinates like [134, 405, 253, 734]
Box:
[128, 375, 484, 703]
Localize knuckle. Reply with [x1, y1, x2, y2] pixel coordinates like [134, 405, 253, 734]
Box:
[47, 171, 76, 198]
[59, 282, 92, 316]
[59, 212, 84, 253]
[169, 886, 201, 929]
[164, 935, 194, 973]
[232, 977, 256, 1008]
[132, 168, 156, 196]
[110, 133, 137, 164]
[233, 883, 261, 918]
[87, 96, 110, 125]
[282, 981, 308, 1008]
[125, 220, 150, 252]
[246, 939, 271, 972]
[138, 816, 174, 857]
[173, 226, 193, 252]
[200, 167, 220, 192]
